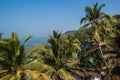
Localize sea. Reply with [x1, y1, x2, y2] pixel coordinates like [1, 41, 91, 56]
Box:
[21, 37, 49, 51]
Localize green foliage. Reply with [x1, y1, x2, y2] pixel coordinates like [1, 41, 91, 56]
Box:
[0, 74, 13, 80]
[64, 30, 77, 36]
[104, 74, 112, 80]
[0, 32, 32, 80]
[0, 32, 3, 39]
[0, 2, 120, 80]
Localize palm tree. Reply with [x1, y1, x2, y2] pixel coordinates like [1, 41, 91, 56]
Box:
[48, 30, 62, 60]
[80, 2, 112, 43]
[25, 31, 85, 80]
[80, 2, 106, 24]
[63, 35, 81, 59]
[0, 32, 32, 80]
[47, 31, 75, 79]
[79, 2, 106, 67]
[80, 3, 117, 78]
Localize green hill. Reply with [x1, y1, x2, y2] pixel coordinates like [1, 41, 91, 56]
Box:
[64, 30, 78, 36]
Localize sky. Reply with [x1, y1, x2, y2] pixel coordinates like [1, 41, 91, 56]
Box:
[0, 0, 120, 38]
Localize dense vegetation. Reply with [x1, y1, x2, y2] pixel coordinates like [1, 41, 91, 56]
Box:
[0, 2, 120, 80]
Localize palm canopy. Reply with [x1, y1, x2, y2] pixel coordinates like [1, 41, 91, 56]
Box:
[80, 2, 114, 43]
[48, 30, 61, 58]
[48, 31, 81, 67]
[24, 31, 83, 80]
[48, 31, 71, 70]
[0, 32, 32, 79]
[80, 2, 107, 25]
[47, 31, 83, 79]
[79, 3, 118, 78]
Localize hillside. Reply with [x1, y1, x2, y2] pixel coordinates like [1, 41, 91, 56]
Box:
[64, 30, 78, 36]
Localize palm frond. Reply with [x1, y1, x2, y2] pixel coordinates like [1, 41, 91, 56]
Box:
[85, 6, 93, 17]
[24, 35, 32, 43]
[24, 70, 41, 80]
[0, 74, 12, 80]
[80, 17, 91, 24]
[24, 59, 43, 70]
[40, 73, 51, 80]
[24, 70, 51, 80]
[57, 69, 75, 80]
[80, 17, 86, 24]
[0, 70, 8, 74]
[98, 3, 105, 14]
[25, 45, 47, 60]
[12, 32, 20, 45]
[45, 48, 57, 62]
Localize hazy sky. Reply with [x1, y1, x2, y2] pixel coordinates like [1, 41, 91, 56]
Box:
[0, 0, 120, 38]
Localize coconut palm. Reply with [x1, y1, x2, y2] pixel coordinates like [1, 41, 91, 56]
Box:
[25, 31, 85, 80]
[0, 32, 32, 80]
[80, 2, 113, 43]
[80, 2, 106, 24]
[47, 31, 77, 79]
[79, 3, 118, 78]
[63, 35, 81, 59]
